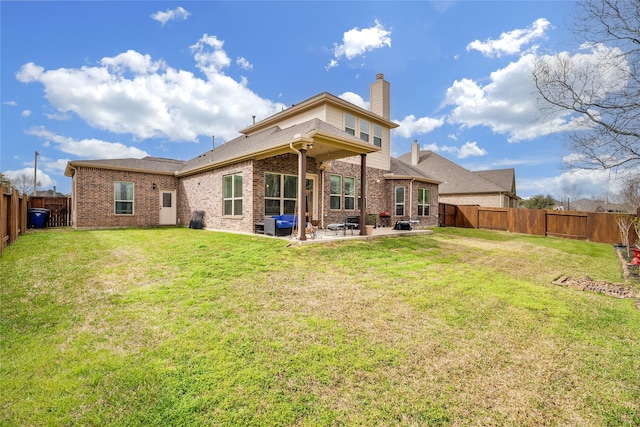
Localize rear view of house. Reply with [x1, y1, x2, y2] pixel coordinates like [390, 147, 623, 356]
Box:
[65, 74, 441, 237]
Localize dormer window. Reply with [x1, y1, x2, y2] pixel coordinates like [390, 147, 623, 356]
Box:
[359, 119, 369, 142]
[344, 113, 356, 136]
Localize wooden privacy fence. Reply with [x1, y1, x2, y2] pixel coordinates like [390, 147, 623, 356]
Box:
[28, 196, 71, 228]
[439, 203, 636, 245]
[1, 184, 28, 256]
[1, 186, 72, 255]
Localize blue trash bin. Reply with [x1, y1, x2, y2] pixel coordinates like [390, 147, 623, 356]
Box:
[29, 208, 49, 229]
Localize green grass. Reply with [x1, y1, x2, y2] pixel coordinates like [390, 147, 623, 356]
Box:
[1, 227, 639, 426]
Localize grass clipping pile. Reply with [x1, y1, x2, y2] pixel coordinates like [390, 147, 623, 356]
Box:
[553, 247, 640, 310]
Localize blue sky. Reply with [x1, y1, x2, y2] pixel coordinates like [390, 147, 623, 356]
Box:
[1, 1, 620, 198]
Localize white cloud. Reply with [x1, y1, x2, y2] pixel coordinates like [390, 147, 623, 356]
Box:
[190, 34, 231, 77]
[393, 115, 444, 138]
[151, 6, 190, 26]
[518, 168, 625, 199]
[466, 18, 550, 58]
[3, 168, 55, 190]
[443, 53, 584, 142]
[4, 101, 17, 106]
[422, 141, 487, 159]
[26, 127, 149, 159]
[236, 57, 253, 70]
[21, 110, 32, 117]
[44, 112, 71, 121]
[16, 34, 287, 143]
[101, 50, 164, 74]
[327, 19, 391, 69]
[338, 92, 369, 110]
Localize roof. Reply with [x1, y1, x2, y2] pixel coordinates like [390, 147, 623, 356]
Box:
[397, 150, 516, 196]
[386, 157, 441, 184]
[178, 118, 379, 176]
[65, 157, 185, 176]
[474, 169, 515, 193]
[239, 92, 399, 135]
[33, 189, 67, 197]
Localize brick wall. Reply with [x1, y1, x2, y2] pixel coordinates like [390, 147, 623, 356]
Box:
[385, 178, 439, 228]
[74, 167, 178, 229]
[177, 161, 254, 233]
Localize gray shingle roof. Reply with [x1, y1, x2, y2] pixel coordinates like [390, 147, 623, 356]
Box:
[387, 157, 441, 183]
[474, 169, 515, 193]
[397, 150, 515, 195]
[178, 118, 366, 175]
[67, 157, 185, 175]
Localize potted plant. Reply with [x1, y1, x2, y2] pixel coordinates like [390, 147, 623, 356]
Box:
[365, 213, 376, 235]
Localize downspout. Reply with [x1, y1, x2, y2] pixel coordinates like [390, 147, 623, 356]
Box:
[320, 168, 325, 230]
[68, 165, 77, 227]
[409, 178, 415, 222]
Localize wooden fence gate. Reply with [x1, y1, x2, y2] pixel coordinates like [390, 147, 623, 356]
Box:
[28, 197, 71, 227]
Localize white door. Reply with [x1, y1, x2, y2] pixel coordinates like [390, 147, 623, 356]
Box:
[159, 190, 176, 225]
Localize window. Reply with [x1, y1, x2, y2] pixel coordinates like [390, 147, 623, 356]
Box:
[395, 186, 405, 216]
[344, 176, 356, 210]
[359, 119, 369, 142]
[418, 188, 430, 216]
[344, 113, 356, 136]
[114, 181, 134, 215]
[265, 173, 298, 216]
[223, 173, 243, 216]
[330, 174, 342, 210]
[373, 124, 382, 147]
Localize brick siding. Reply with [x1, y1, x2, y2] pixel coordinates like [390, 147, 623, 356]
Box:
[73, 167, 178, 229]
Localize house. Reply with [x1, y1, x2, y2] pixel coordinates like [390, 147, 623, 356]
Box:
[398, 145, 519, 208]
[34, 187, 67, 197]
[64, 74, 441, 239]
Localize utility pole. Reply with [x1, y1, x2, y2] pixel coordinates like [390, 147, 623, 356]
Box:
[33, 151, 39, 196]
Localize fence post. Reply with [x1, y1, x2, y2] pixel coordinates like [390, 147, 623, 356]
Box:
[9, 187, 19, 245]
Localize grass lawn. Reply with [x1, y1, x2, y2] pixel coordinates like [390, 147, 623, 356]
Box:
[1, 227, 639, 426]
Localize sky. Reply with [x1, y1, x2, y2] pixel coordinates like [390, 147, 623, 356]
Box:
[0, 0, 626, 199]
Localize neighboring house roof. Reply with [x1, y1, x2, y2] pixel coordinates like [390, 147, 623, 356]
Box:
[34, 189, 67, 197]
[386, 157, 441, 184]
[65, 157, 185, 176]
[178, 118, 380, 176]
[561, 198, 628, 213]
[474, 169, 516, 194]
[397, 150, 516, 196]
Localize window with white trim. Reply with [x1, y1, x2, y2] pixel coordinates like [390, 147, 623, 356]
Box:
[359, 119, 369, 142]
[330, 174, 342, 210]
[373, 123, 382, 147]
[265, 173, 298, 216]
[223, 173, 243, 216]
[344, 113, 356, 136]
[114, 181, 134, 215]
[418, 188, 430, 216]
[395, 186, 405, 216]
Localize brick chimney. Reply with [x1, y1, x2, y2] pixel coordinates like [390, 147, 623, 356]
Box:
[411, 139, 420, 165]
[370, 73, 390, 120]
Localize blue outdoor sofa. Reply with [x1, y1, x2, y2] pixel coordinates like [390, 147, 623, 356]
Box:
[264, 214, 298, 236]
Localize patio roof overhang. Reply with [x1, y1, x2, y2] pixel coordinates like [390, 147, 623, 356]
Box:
[178, 129, 380, 177]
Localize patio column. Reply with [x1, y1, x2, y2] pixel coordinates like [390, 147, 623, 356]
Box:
[298, 147, 307, 241]
[360, 153, 367, 236]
